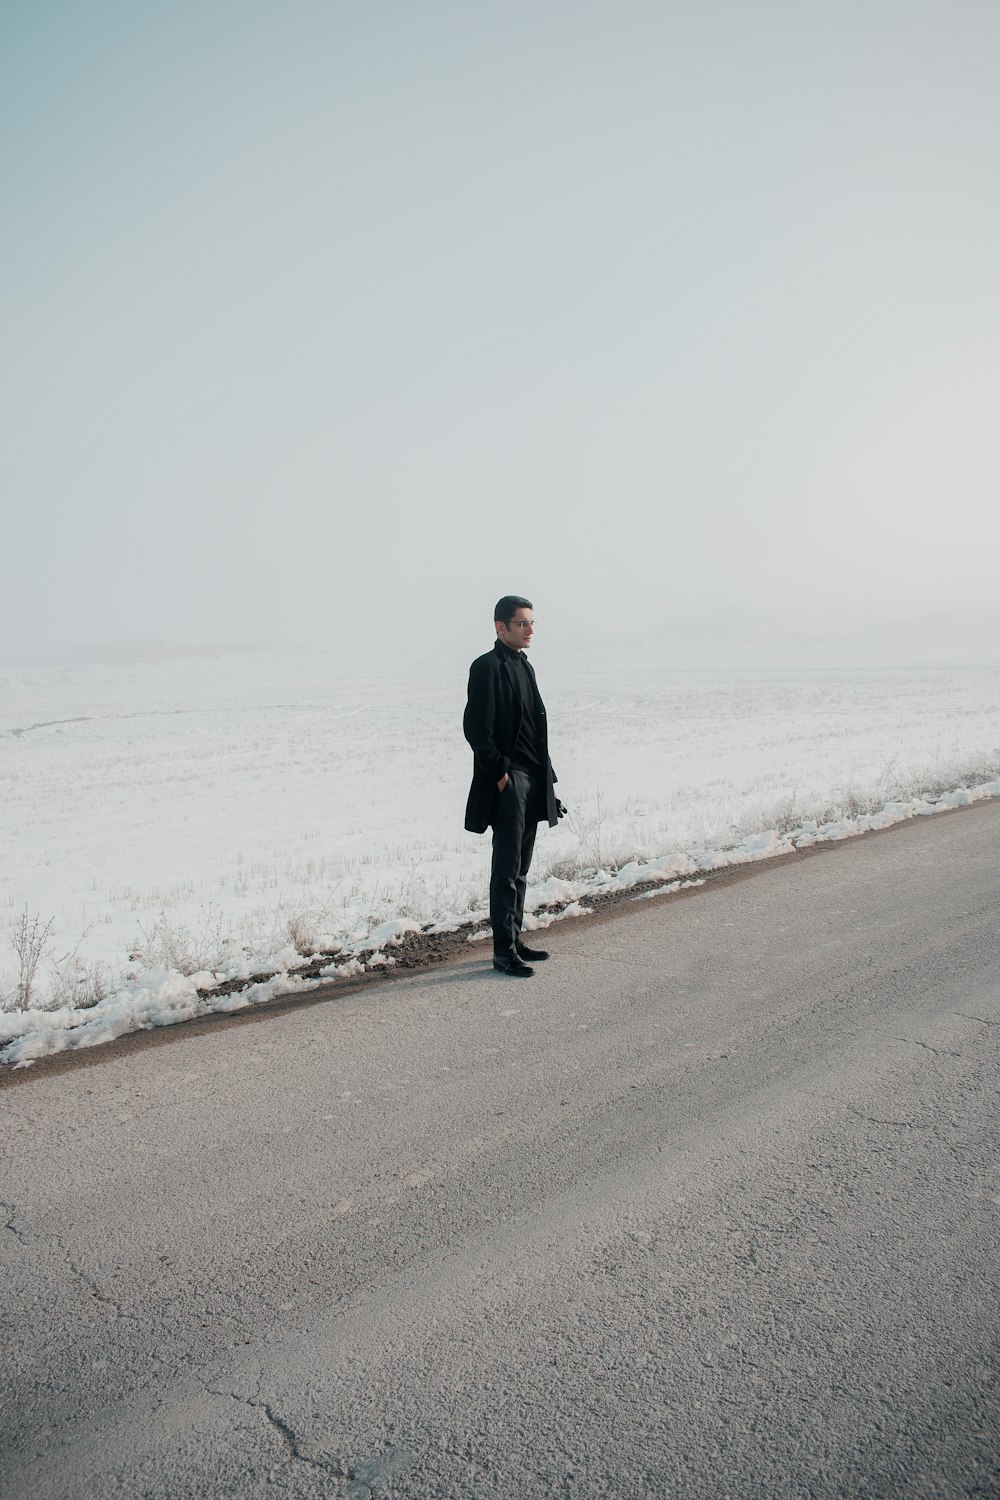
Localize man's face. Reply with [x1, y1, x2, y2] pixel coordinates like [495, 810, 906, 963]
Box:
[495, 607, 535, 651]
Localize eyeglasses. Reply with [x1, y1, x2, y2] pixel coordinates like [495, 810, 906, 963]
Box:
[509, 620, 535, 629]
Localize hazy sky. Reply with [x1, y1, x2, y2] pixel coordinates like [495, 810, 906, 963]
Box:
[3, 1, 998, 662]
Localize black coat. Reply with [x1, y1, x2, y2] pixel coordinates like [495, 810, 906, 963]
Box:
[463, 640, 559, 833]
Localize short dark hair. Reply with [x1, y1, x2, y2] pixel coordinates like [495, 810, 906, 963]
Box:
[494, 595, 533, 626]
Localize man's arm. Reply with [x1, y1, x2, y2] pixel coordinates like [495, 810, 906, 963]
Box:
[463, 656, 508, 787]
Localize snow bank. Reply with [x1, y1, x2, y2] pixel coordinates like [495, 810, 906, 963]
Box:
[0, 967, 321, 1067]
[790, 780, 1000, 846]
[5, 775, 997, 1068]
[6, 652, 1000, 1024]
[0, 922, 429, 1065]
[358, 919, 422, 950]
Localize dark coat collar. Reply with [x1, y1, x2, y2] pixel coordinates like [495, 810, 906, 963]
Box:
[494, 638, 531, 670]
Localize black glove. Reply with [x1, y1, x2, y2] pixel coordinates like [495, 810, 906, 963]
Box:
[556, 799, 568, 820]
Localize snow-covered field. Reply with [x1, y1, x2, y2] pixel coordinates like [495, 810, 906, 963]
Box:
[2, 647, 999, 1063]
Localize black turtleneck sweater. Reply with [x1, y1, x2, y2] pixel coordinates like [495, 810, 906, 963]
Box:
[499, 641, 544, 772]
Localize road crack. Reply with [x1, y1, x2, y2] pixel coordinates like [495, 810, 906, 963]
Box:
[201, 1381, 415, 1493]
[1, 1200, 30, 1246]
[955, 1013, 999, 1027]
[63, 1249, 145, 1326]
[892, 1036, 961, 1057]
[2, 1201, 146, 1331]
[39, 1223, 146, 1327]
[260, 1401, 336, 1473]
[203, 1382, 348, 1479]
[846, 1105, 928, 1129]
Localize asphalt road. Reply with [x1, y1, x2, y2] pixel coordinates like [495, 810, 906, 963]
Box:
[2, 803, 999, 1499]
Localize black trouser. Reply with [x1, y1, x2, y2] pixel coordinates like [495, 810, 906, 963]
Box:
[490, 766, 546, 957]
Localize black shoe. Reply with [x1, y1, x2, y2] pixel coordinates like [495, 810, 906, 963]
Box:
[492, 953, 535, 977]
[516, 943, 549, 962]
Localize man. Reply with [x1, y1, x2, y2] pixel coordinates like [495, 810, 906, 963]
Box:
[464, 595, 563, 977]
